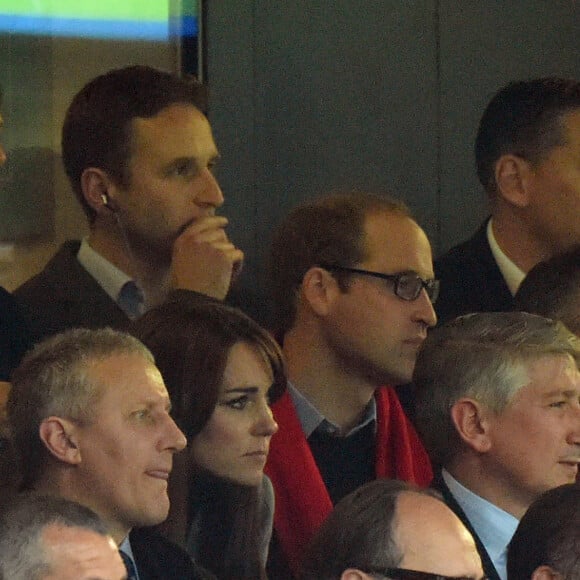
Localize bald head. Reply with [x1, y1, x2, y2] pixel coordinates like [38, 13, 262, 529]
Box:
[301, 479, 484, 580]
[395, 491, 484, 579]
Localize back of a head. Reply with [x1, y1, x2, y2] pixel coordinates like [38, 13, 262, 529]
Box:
[300, 480, 412, 579]
[475, 77, 580, 196]
[268, 192, 410, 337]
[507, 484, 580, 580]
[62, 65, 207, 222]
[0, 494, 108, 580]
[414, 311, 580, 467]
[514, 245, 580, 335]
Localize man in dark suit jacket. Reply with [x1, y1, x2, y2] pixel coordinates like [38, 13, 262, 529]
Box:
[8, 327, 212, 579]
[15, 65, 244, 342]
[435, 77, 580, 324]
[414, 312, 580, 580]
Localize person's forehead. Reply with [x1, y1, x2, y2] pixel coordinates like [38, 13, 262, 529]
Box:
[503, 354, 578, 409]
[131, 102, 212, 143]
[361, 211, 433, 274]
[87, 353, 168, 401]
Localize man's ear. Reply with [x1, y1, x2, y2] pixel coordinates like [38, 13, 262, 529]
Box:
[494, 154, 534, 209]
[80, 167, 117, 216]
[531, 565, 563, 580]
[301, 266, 340, 318]
[450, 399, 492, 454]
[38, 417, 82, 465]
[341, 569, 375, 580]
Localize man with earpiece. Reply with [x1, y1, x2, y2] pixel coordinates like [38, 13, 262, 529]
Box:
[15, 65, 245, 342]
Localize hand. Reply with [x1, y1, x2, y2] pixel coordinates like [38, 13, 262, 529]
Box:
[170, 216, 244, 300]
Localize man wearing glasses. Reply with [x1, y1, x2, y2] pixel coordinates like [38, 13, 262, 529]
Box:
[301, 479, 486, 580]
[265, 192, 437, 578]
[414, 312, 580, 580]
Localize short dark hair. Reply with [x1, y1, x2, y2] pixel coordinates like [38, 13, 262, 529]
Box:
[62, 65, 207, 222]
[514, 245, 580, 335]
[507, 484, 580, 580]
[475, 77, 580, 195]
[0, 493, 109, 579]
[8, 327, 153, 489]
[268, 192, 410, 336]
[300, 479, 439, 580]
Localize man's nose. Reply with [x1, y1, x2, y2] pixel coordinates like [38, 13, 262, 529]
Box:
[414, 288, 437, 328]
[195, 168, 224, 209]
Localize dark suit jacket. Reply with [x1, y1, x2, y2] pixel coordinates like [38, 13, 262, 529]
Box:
[131, 528, 216, 580]
[0, 287, 32, 380]
[432, 472, 501, 580]
[14, 240, 260, 343]
[14, 241, 129, 342]
[435, 220, 514, 325]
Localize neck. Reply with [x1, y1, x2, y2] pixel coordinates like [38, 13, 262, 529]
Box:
[283, 326, 376, 433]
[88, 224, 171, 308]
[491, 210, 551, 273]
[35, 472, 131, 545]
[447, 456, 529, 520]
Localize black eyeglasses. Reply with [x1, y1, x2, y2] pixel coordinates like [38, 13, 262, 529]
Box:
[363, 567, 488, 580]
[320, 264, 440, 304]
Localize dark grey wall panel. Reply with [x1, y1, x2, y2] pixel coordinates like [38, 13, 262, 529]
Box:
[208, 2, 438, 305]
[205, 3, 258, 290]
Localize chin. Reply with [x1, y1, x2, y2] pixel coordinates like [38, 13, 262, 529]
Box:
[140, 500, 170, 527]
[228, 472, 263, 488]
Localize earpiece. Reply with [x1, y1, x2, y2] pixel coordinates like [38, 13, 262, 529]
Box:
[101, 193, 116, 212]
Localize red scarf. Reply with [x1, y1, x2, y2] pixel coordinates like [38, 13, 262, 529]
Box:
[265, 387, 432, 574]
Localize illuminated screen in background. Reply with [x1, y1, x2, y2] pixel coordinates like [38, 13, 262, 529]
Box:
[0, 0, 198, 40]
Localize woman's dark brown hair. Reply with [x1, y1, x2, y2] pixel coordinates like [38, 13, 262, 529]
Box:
[132, 295, 286, 580]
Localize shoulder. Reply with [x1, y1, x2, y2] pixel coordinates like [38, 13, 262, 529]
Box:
[435, 221, 491, 277]
[15, 241, 86, 298]
[131, 528, 216, 580]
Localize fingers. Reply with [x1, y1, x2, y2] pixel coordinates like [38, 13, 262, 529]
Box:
[170, 216, 244, 300]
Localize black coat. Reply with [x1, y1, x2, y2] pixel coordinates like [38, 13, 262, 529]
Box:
[435, 220, 513, 325]
[432, 472, 502, 580]
[131, 528, 216, 580]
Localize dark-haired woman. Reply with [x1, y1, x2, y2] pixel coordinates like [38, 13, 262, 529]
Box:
[133, 295, 286, 580]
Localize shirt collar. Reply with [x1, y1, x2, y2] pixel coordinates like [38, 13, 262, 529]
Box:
[77, 237, 138, 305]
[288, 382, 376, 438]
[442, 469, 519, 580]
[486, 219, 526, 296]
[119, 535, 140, 580]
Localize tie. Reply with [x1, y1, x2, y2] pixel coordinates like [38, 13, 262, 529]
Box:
[119, 550, 138, 580]
[118, 281, 145, 320]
